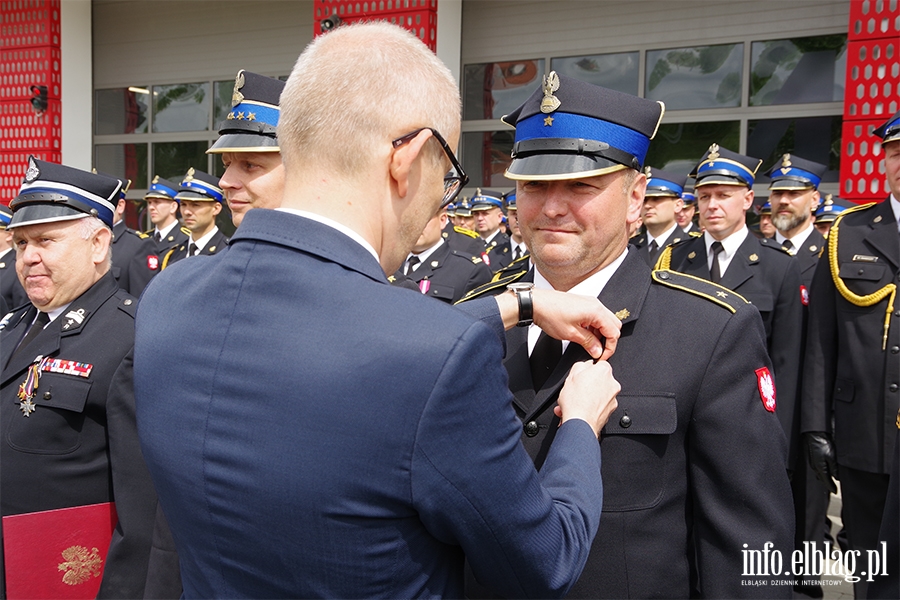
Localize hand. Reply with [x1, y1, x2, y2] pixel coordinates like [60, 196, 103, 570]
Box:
[804, 432, 839, 494]
[554, 360, 620, 438]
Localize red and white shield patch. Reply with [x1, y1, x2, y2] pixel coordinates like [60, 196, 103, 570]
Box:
[481, 252, 490, 266]
[800, 285, 809, 306]
[756, 367, 776, 412]
[147, 255, 159, 271]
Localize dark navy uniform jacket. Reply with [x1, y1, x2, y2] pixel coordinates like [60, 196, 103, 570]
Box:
[160, 229, 229, 270]
[442, 224, 484, 257]
[133, 208, 609, 599]
[128, 225, 190, 298]
[802, 199, 900, 475]
[111, 220, 148, 295]
[393, 241, 492, 304]
[462, 248, 794, 599]
[660, 231, 804, 467]
[0, 250, 26, 311]
[630, 226, 692, 267]
[483, 230, 511, 271]
[0, 273, 157, 598]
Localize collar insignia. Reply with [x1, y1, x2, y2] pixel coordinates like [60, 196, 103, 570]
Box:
[615, 308, 630, 321]
[749, 253, 759, 261]
[688, 251, 696, 259]
[232, 70, 245, 107]
[62, 308, 87, 331]
[540, 71, 561, 114]
[24, 156, 40, 183]
[873, 215, 882, 223]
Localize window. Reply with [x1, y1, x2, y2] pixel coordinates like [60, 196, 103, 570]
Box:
[645, 44, 743, 110]
[551, 52, 639, 96]
[95, 87, 148, 135]
[151, 82, 210, 133]
[644, 122, 741, 176]
[94, 143, 148, 189]
[463, 60, 545, 120]
[748, 116, 842, 183]
[461, 130, 515, 188]
[750, 35, 847, 106]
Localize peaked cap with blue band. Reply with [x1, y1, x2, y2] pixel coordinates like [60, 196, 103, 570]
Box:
[681, 191, 696, 205]
[9, 157, 121, 229]
[175, 168, 224, 203]
[504, 190, 517, 210]
[92, 169, 132, 201]
[0, 204, 12, 229]
[764, 153, 826, 191]
[814, 194, 847, 224]
[691, 144, 762, 189]
[643, 167, 687, 198]
[470, 189, 504, 211]
[145, 175, 180, 201]
[873, 110, 900, 145]
[501, 71, 665, 180]
[208, 70, 285, 154]
[455, 198, 473, 217]
[759, 202, 772, 216]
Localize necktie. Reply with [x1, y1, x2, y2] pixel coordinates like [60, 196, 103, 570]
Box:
[709, 241, 725, 284]
[154, 231, 161, 243]
[405, 255, 420, 275]
[13, 311, 49, 359]
[530, 331, 562, 391]
[781, 239, 794, 255]
[188, 243, 198, 257]
[647, 240, 659, 266]
[513, 245, 522, 261]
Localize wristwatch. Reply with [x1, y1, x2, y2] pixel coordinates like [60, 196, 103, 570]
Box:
[507, 282, 535, 327]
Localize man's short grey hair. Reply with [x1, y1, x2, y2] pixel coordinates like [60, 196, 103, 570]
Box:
[77, 216, 112, 269]
[278, 22, 461, 178]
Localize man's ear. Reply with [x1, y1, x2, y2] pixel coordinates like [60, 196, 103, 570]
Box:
[627, 171, 647, 219]
[389, 129, 432, 199]
[742, 188, 755, 211]
[213, 202, 223, 216]
[91, 226, 113, 266]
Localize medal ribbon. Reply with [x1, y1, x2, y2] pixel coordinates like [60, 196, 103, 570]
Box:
[17, 355, 48, 403]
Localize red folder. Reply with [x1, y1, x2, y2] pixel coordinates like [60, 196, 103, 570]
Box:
[3, 502, 117, 600]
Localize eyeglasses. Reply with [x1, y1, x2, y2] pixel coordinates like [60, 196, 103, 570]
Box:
[392, 127, 469, 208]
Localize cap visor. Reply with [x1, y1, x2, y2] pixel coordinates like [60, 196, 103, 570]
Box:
[768, 180, 815, 191]
[207, 133, 280, 154]
[175, 191, 217, 202]
[7, 205, 89, 229]
[644, 190, 680, 198]
[505, 154, 627, 181]
[695, 175, 750, 187]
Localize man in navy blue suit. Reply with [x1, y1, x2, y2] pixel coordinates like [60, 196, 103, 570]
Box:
[134, 22, 624, 599]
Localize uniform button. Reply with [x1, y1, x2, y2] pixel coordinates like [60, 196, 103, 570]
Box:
[895, 310, 900, 317]
[524, 421, 539, 437]
[619, 414, 632, 428]
[43, 391, 51, 400]
[657, 272, 669, 280]
[892, 346, 900, 354]
[858, 269, 865, 275]
[890, 384, 899, 393]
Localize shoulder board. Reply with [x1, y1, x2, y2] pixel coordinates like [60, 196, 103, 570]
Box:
[758, 237, 792, 255]
[689, 231, 703, 237]
[138, 231, 150, 239]
[455, 270, 527, 304]
[115, 292, 138, 318]
[141, 228, 154, 236]
[180, 226, 192, 236]
[0, 303, 31, 331]
[651, 269, 749, 314]
[453, 226, 479, 239]
[450, 250, 484, 264]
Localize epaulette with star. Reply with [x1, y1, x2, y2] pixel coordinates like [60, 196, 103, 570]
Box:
[650, 269, 749, 314]
[689, 231, 703, 237]
[454, 269, 527, 304]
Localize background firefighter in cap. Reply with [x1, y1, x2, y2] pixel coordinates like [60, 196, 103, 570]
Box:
[630, 167, 691, 267]
[813, 194, 847, 237]
[676, 189, 700, 235]
[209, 70, 286, 227]
[0, 203, 27, 313]
[801, 110, 900, 600]
[0, 158, 157, 598]
[462, 72, 793, 598]
[161, 168, 229, 269]
[658, 144, 804, 477]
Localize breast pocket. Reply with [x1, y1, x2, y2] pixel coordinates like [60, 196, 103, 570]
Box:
[839, 262, 889, 296]
[599, 394, 677, 511]
[6, 373, 92, 454]
[422, 282, 456, 302]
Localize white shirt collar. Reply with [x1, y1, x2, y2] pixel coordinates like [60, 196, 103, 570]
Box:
[46, 302, 73, 324]
[530, 247, 628, 353]
[483, 229, 501, 245]
[276, 208, 380, 264]
[407, 238, 445, 270]
[891, 194, 900, 232]
[774, 222, 815, 252]
[189, 226, 219, 253]
[704, 226, 748, 261]
[156, 220, 178, 239]
[647, 223, 678, 246]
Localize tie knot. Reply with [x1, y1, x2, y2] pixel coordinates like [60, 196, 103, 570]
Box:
[405, 255, 420, 274]
[781, 239, 793, 251]
[710, 241, 724, 256]
[153, 231, 161, 243]
[188, 243, 198, 256]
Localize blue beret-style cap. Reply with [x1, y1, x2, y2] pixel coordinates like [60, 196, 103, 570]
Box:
[9, 156, 121, 229]
[470, 189, 504, 211]
[0, 204, 12, 228]
[145, 175, 180, 201]
[873, 110, 900, 145]
[691, 144, 762, 189]
[502, 71, 664, 181]
[208, 70, 285, 154]
[643, 166, 686, 198]
[764, 154, 826, 191]
[175, 168, 224, 203]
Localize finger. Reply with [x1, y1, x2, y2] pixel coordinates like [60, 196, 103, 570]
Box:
[575, 328, 603, 360]
[599, 332, 617, 361]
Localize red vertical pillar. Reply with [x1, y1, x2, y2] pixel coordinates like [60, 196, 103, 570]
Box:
[839, 0, 900, 204]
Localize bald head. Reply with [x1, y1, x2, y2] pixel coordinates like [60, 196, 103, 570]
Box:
[278, 22, 461, 181]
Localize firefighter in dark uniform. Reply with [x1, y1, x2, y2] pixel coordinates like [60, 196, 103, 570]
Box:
[758, 201, 776, 239]
[471, 189, 511, 271]
[493, 191, 530, 280]
[0, 204, 27, 311]
[813, 194, 846, 237]
[462, 73, 793, 598]
[801, 110, 900, 600]
[657, 145, 804, 469]
[99, 175, 147, 295]
[127, 177, 190, 297]
[764, 153, 829, 598]
[392, 207, 492, 304]
[161, 169, 228, 270]
[677, 189, 701, 235]
[630, 167, 693, 266]
[0, 158, 156, 598]
[441, 201, 485, 257]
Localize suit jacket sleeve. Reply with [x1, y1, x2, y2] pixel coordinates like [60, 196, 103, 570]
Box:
[689, 305, 795, 598]
[411, 320, 603, 599]
[98, 349, 159, 599]
[453, 297, 507, 357]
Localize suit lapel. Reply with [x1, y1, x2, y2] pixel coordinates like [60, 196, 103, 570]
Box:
[1, 306, 35, 372]
[682, 240, 711, 279]
[2, 311, 61, 385]
[411, 243, 450, 282]
[863, 199, 900, 270]
[719, 233, 756, 290]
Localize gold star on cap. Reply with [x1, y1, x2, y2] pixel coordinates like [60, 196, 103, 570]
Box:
[232, 70, 245, 107]
[708, 143, 720, 161]
[540, 71, 561, 114]
[247, 112, 256, 121]
[543, 116, 554, 126]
